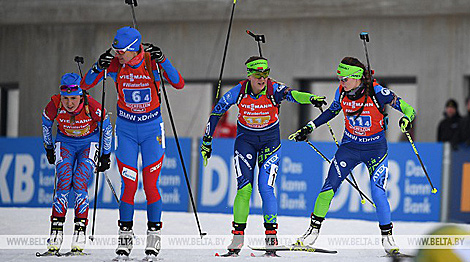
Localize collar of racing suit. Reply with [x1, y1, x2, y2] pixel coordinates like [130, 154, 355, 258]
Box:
[126, 47, 145, 67]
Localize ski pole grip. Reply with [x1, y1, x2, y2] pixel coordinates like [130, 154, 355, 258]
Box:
[246, 30, 256, 38]
[360, 32, 369, 42]
[74, 56, 84, 64]
[125, 0, 137, 6]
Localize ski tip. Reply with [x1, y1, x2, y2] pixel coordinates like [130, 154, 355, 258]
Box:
[215, 252, 220, 257]
[35, 252, 40, 257]
[250, 253, 256, 257]
[432, 188, 438, 194]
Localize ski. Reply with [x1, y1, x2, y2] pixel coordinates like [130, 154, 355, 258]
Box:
[382, 251, 415, 258]
[36, 249, 90, 257]
[215, 251, 240, 257]
[112, 255, 135, 261]
[250, 252, 280, 257]
[248, 245, 337, 254]
[61, 250, 90, 256]
[141, 255, 162, 261]
[35, 250, 61, 257]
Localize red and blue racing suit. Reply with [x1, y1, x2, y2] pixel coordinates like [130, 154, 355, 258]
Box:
[205, 79, 313, 224]
[42, 95, 112, 222]
[81, 51, 184, 224]
[311, 83, 416, 226]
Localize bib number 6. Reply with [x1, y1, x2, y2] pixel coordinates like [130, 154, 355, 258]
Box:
[123, 88, 151, 104]
[132, 91, 141, 103]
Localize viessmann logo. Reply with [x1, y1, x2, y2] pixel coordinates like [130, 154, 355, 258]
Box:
[119, 74, 151, 82]
[342, 101, 374, 109]
[240, 103, 272, 111]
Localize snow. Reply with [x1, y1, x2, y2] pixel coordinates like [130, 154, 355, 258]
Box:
[0, 207, 468, 261]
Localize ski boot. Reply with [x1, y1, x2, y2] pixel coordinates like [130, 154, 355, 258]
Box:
[145, 222, 162, 257]
[295, 213, 324, 246]
[47, 216, 65, 252]
[115, 220, 134, 257]
[380, 223, 400, 255]
[221, 222, 246, 257]
[71, 218, 87, 253]
[264, 223, 279, 257]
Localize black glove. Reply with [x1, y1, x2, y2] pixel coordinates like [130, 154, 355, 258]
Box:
[399, 116, 412, 133]
[200, 135, 212, 167]
[309, 95, 327, 108]
[97, 153, 111, 172]
[45, 147, 55, 165]
[143, 43, 165, 63]
[97, 48, 114, 70]
[288, 122, 315, 142]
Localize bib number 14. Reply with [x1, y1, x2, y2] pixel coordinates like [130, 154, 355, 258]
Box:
[347, 115, 371, 127]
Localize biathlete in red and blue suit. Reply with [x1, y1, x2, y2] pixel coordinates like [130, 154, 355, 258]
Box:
[200, 56, 327, 257]
[289, 57, 416, 256]
[81, 27, 184, 257]
[42, 72, 112, 253]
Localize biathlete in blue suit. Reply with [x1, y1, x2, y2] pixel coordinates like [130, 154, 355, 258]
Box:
[42, 73, 112, 254]
[289, 57, 416, 255]
[200, 56, 327, 257]
[81, 27, 184, 258]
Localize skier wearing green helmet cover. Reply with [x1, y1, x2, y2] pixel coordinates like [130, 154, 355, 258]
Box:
[200, 56, 327, 257]
[289, 56, 416, 256]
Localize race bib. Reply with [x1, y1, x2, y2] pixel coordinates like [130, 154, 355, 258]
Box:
[123, 88, 152, 104]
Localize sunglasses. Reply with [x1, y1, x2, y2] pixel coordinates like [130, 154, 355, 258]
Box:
[249, 69, 270, 79]
[60, 85, 80, 92]
[337, 76, 349, 82]
[112, 38, 139, 55]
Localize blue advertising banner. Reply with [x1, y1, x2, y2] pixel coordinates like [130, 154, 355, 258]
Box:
[0, 137, 190, 212]
[448, 145, 470, 223]
[198, 139, 442, 222]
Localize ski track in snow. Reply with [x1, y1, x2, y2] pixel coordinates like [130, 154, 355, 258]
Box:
[0, 207, 467, 261]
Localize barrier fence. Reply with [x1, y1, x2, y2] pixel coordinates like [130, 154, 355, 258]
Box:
[1, 137, 467, 223]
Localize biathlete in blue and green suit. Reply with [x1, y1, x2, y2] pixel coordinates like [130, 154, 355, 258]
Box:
[289, 57, 416, 256]
[200, 56, 327, 257]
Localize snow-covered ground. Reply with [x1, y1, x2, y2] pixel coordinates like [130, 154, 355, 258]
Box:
[0, 207, 469, 261]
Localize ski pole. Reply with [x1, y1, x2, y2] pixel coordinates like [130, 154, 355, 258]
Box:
[246, 30, 265, 57]
[404, 132, 438, 194]
[52, 168, 57, 203]
[359, 32, 373, 79]
[75, 56, 120, 204]
[214, 0, 237, 101]
[305, 140, 375, 207]
[74, 56, 84, 77]
[318, 107, 365, 204]
[125, 0, 207, 238]
[125, 0, 138, 29]
[89, 69, 107, 241]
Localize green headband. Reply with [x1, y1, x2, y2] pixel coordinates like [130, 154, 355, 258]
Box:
[336, 63, 364, 79]
[246, 59, 268, 76]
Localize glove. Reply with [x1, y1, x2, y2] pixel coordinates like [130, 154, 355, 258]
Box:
[45, 147, 55, 165]
[200, 135, 212, 167]
[288, 121, 315, 142]
[310, 95, 327, 108]
[399, 116, 412, 133]
[143, 43, 165, 63]
[97, 153, 111, 172]
[97, 48, 114, 70]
